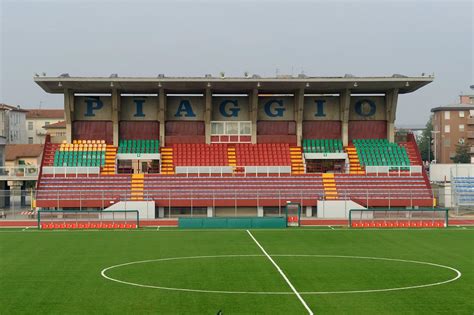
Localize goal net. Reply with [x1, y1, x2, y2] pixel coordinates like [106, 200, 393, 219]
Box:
[349, 208, 448, 228]
[38, 210, 139, 229]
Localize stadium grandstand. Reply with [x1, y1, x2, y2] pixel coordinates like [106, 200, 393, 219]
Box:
[33, 74, 436, 225]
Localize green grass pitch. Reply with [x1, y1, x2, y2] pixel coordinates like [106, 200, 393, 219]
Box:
[1, 227, 473, 314]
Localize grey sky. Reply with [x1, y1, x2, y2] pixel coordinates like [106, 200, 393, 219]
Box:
[1, 0, 472, 126]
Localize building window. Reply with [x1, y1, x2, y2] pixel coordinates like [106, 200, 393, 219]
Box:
[444, 125, 450, 133]
[28, 137, 33, 144]
[444, 139, 450, 147]
[459, 111, 465, 118]
[28, 121, 33, 130]
[459, 124, 465, 132]
[44, 121, 50, 126]
[444, 111, 450, 120]
[470, 110, 474, 118]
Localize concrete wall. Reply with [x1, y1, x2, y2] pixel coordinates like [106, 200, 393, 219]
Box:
[120, 96, 158, 121]
[303, 96, 341, 120]
[349, 96, 386, 120]
[211, 96, 250, 121]
[430, 164, 474, 182]
[65, 93, 397, 145]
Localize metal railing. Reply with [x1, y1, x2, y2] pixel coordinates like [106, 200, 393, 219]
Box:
[42, 166, 101, 177]
[174, 166, 292, 177]
[0, 187, 471, 220]
[364, 165, 423, 176]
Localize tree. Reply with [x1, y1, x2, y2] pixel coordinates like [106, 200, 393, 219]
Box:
[417, 116, 433, 162]
[451, 143, 471, 163]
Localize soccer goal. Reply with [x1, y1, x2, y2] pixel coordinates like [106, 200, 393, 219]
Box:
[349, 208, 449, 228]
[37, 210, 140, 229]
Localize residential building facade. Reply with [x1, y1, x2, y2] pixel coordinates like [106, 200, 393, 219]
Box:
[43, 120, 66, 143]
[26, 109, 64, 144]
[0, 104, 28, 144]
[431, 94, 474, 163]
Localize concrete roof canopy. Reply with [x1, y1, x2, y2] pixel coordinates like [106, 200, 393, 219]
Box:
[34, 75, 434, 95]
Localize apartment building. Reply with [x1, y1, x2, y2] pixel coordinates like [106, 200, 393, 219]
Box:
[26, 109, 64, 144]
[0, 104, 28, 144]
[431, 94, 474, 163]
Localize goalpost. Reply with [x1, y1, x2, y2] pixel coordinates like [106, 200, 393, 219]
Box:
[37, 210, 140, 229]
[349, 208, 449, 228]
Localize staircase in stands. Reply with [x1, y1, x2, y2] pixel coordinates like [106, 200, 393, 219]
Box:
[227, 146, 237, 173]
[345, 145, 365, 175]
[290, 147, 305, 174]
[322, 173, 338, 199]
[101, 145, 117, 175]
[160, 147, 174, 174]
[130, 173, 144, 200]
[42, 142, 60, 166]
[399, 141, 422, 165]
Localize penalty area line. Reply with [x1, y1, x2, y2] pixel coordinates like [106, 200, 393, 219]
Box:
[246, 230, 313, 315]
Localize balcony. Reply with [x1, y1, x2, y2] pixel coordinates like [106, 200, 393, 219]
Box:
[470, 147, 474, 154]
[468, 131, 474, 139]
[0, 166, 39, 180]
[468, 117, 474, 125]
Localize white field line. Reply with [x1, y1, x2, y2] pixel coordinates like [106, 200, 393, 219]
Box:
[1, 227, 474, 233]
[246, 230, 313, 315]
[100, 254, 461, 296]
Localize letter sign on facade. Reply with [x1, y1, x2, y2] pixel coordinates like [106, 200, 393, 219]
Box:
[167, 96, 204, 120]
[174, 100, 197, 117]
[314, 100, 326, 117]
[74, 96, 112, 121]
[219, 99, 240, 117]
[133, 99, 146, 117]
[264, 99, 286, 117]
[349, 96, 386, 120]
[84, 97, 104, 117]
[354, 99, 376, 117]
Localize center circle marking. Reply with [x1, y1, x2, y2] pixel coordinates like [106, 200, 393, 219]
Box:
[100, 254, 461, 295]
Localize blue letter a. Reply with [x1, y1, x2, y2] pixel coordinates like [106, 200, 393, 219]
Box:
[174, 100, 196, 117]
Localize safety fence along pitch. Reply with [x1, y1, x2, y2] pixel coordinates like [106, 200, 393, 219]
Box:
[37, 210, 139, 229]
[349, 208, 449, 228]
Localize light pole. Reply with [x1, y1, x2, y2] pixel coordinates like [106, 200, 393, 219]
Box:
[431, 130, 440, 163]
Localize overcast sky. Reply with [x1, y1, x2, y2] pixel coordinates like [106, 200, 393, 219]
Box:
[0, 0, 472, 126]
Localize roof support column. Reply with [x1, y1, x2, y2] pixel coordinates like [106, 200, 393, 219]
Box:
[386, 88, 399, 142]
[249, 89, 258, 144]
[295, 88, 304, 146]
[158, 87, 166, 146]
[340, 89, 350, 146]
[204, 87, 212, 144]
[111, 89, 120, 146]
[63, 88, 73, 143]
